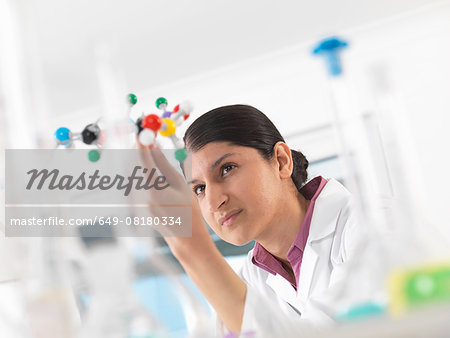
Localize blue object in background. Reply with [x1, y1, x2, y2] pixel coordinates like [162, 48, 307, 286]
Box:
[336, 302, 386, 322]
[81, 274, 212, 338]
[312, 37, 348, 76]
[133, 274, 211, 337]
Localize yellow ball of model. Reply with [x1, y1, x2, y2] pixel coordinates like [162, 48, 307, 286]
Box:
[159, 118, 176, 137]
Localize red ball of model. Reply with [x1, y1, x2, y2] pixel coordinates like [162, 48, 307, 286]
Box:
[142, 114, 162, 131]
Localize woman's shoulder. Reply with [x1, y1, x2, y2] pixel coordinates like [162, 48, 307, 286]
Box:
[306, 178, 353, 242]
[318, 178, 351, 201]
[315, 178, 369, 264]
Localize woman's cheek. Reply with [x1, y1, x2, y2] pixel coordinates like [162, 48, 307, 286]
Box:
[210, 222, 221, 234]
[204, 214, 220, 234]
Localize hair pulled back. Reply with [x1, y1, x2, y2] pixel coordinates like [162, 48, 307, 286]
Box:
[183, 104, 309, 191]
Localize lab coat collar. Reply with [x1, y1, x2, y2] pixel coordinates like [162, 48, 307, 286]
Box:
[307, 178, 351, 243]
[297, 178, 351, 301]
[265, 179, 352, 308]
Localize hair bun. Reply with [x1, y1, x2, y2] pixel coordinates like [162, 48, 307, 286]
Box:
[291, 150, 308, 189]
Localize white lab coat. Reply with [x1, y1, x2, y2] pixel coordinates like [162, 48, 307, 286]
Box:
[217, 178, 368, 337]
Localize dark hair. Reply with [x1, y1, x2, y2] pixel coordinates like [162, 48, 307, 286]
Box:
[184, 104, 309, 190]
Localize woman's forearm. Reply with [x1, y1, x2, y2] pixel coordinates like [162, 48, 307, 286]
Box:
[170, 239, 247, 333]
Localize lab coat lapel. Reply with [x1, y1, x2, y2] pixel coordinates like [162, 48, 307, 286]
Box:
[297, 179, 350, 301]
[266, 273, 298, 306]
[297, 243, 319, 302]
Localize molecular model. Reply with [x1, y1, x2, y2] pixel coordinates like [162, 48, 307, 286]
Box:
[54, 122, 103, 162]
[132, 94, 192, 163]
[53, 94, 193, 163]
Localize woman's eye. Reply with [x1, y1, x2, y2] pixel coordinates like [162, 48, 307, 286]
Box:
[221, 164, 236, 176]
[193, 185, 205, 196]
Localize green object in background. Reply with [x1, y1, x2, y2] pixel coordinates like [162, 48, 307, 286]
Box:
[406, 268, 450, 305]
[389, 262, 450, 315]
[155, 97, 168, 109]
[128, 93, 138, 105]
[88, 150, 100, 162]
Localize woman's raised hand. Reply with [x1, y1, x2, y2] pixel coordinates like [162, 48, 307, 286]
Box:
[138, 142, 247, 333]
[137, 142, 216, 258]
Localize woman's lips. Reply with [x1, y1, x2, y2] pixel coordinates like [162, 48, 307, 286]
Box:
[220, 210, 242, 227]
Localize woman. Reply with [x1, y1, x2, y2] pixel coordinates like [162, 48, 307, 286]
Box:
[140, 104, 362, 336]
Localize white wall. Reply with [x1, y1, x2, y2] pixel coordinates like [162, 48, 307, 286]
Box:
[32, 2, 450, 239]
[130, 2, 450, 239]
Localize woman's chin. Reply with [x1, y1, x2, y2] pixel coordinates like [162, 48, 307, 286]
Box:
[223, 235, 252, 247]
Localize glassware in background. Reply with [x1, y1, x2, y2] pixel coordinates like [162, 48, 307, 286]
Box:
[312, 36, 450, 324]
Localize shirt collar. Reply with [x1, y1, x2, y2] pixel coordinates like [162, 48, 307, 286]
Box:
[251, 176, 328, 286]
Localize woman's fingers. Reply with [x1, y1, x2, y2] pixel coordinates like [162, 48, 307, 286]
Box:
[137, 139, 157, 174]
[136, 137, 188, 190]
[148, 145, 189, 189]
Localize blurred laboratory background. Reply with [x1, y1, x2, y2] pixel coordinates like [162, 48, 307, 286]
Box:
[1, 0, 450, 337]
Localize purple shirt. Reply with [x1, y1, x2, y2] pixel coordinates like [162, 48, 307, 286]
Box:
[251, 176, 328, 289]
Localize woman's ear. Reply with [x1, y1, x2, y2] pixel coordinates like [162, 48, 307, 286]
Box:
[273, 142, 293, 179]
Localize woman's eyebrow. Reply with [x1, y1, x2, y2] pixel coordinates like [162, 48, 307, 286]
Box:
[187, 153, 237, 185]
[210, 153, 236, 171]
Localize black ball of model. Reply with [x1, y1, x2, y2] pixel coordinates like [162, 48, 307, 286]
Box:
[135, 117, 144, 134]
[82, 123, 101, 145]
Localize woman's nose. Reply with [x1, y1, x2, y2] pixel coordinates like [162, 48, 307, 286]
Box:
[206, 184, 227, 212]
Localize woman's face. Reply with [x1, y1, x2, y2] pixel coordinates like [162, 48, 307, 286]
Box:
[190, 142, 284, 246]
